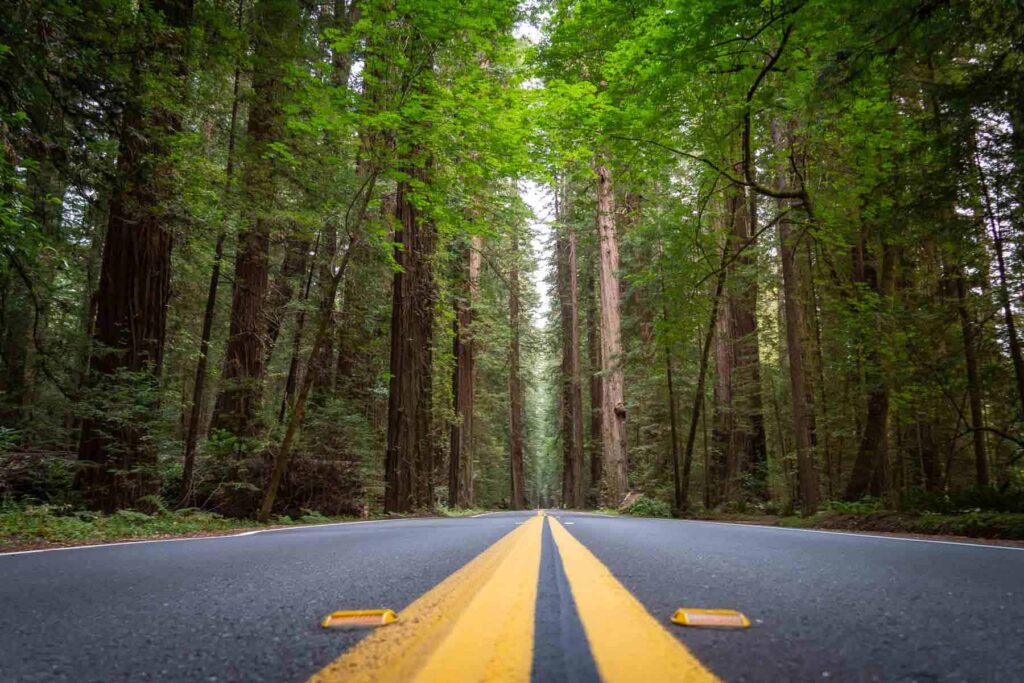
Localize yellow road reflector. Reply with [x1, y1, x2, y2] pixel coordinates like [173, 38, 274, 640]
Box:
[671, 608, 750, 628]
[310, 514, 544, 683]
[547, 516, 719, 682]
[321, 609, 398, 629]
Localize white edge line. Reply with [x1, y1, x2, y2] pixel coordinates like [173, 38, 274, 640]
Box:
[681, 519, 1024, 551]
[0, 517, 416, 557]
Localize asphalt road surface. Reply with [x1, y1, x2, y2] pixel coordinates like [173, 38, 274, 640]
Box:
[1, 510, 1022, 682]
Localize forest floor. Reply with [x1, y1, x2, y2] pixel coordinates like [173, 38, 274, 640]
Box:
[0, 505, 472, 553]
[685, 509, 1024, 545]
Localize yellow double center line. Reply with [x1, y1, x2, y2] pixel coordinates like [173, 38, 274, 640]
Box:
[310, 512, 717, 682]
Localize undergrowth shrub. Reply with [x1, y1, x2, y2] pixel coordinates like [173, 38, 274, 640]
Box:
[626, 497, 671, 518]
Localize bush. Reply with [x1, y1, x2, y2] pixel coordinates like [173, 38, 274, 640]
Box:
[626, 497, 671, 518]
[0, 450, 78, 505]
[901, 488, 1024, 514]
[825, 497, 885, 515]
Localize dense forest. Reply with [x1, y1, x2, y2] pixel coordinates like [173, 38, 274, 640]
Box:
[2, 0, 1023, 524]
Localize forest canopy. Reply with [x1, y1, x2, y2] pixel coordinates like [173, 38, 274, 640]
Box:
[2, 0, 1023, 526]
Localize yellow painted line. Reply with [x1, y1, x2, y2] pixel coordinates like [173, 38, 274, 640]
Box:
[548, 516, 719, 683]
[309, 514, 543, 683]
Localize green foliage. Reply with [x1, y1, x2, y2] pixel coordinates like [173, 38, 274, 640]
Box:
[0, 504, 253, 546]
[900, 489, 1024, 515]
[0, 451, 78, 506]
[825, 498, 886, 516]
[625, 497, 671, 518]
[435, 505, 490, 518]
[778, 509, 1024, 541]
[0, 502, 370, 548]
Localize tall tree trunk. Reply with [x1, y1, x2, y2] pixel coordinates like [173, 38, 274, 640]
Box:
[264, 235, 310, 368]
[594, 163, 627, 507]
[509, 229, 527, 510]
[733, 184, 769, 500]
[773, 122, 819, 514]
[557, 193, 585, 508]
[385, 167, 437, 513]
[844, 241, 896, 501]
[663, 310, 681, 511]
[976, 149, 1024, 420]
[953, 268, 989, 488]
[211, 0, 299, 440]
[779, 214, 819, 512]
[448, 236, 481, 508]
[708, 165, 768, 506]
[916, 420, 943, 493]
[680, 248, 730, 511]
[76, 0, 193, 511]
[181, 3, 244, 503]
[807, 240, 833, 498]
[709, 281, 734, 507]
[586, 256, 602, 506]
[277, 236, 320, 423]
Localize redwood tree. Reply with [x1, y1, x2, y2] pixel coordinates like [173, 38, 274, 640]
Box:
[211, 0, 301, 440]
[557, 186, 585, 508]
[77, 0, 193, 511]
[594, 163, 628, 507]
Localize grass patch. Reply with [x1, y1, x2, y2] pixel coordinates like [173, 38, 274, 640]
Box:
[435, 506, 492, 517]
[0, 504, 362, 550]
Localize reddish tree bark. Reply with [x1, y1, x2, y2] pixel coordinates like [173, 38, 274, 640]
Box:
[385, 170, 437, 513]
[448, 236, 481, 508]
[594, 163, 628, 507]
[773, 122, 820, 513]
[586, 257, 603, 507]
[509, 229, 527, 510]
[557, 189, 585, 508]
[77, 0, 193, 511]
[212, 0, 299, 440]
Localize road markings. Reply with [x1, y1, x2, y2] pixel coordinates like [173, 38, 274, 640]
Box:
[321, 610, 398, 629]
[671, 608, 750, 628]
[547, 516, 719, 683]
[310, 514, 543, 683]
[683, 520, 1024, 551]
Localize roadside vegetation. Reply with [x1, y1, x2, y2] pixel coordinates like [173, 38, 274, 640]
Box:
[682, 492, 1024, 540]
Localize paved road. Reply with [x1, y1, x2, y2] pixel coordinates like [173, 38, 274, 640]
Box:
[1, 511, 1022, 682]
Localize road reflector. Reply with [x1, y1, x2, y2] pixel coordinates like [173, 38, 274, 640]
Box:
[321, 609, 398, 629]
[671, 608, 750, 628]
